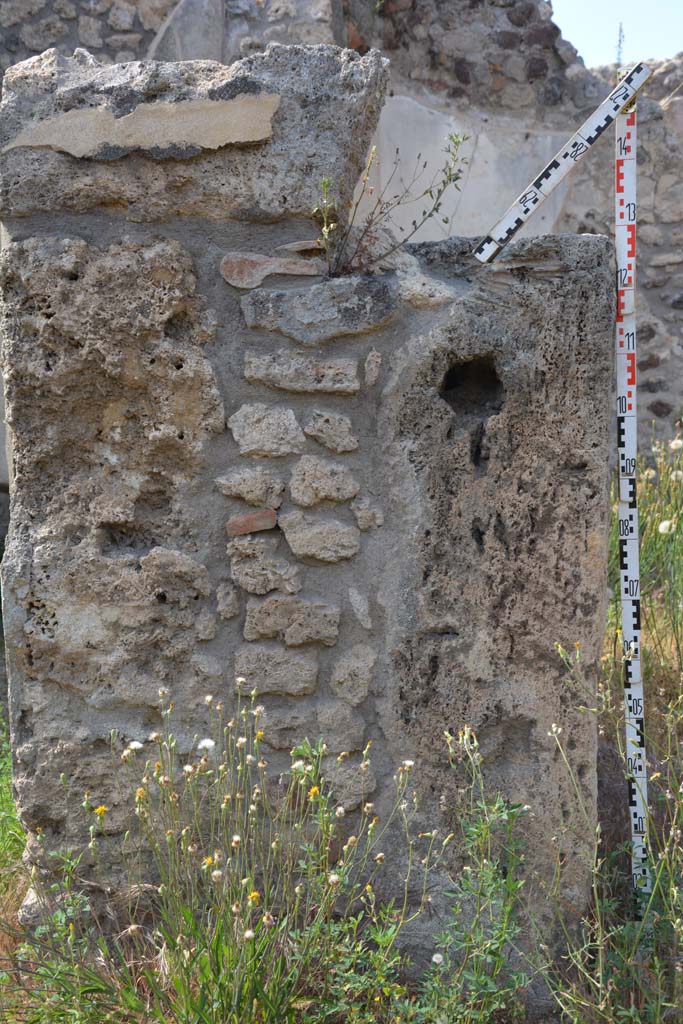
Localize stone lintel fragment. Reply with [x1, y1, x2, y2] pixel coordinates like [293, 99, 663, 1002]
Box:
[240, 275, 398, 344]
[279, 510, 361, 562]
[220, 252, 326, 289]
[226, 508, 278, 537]
[244, 350, 360, 395]
[234, 644, 318, 696]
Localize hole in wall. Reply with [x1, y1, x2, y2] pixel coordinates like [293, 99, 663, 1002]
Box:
[439, 356, 504, 418]
[439, 356, 505, 475]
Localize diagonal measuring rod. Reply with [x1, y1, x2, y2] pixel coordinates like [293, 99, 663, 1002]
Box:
[473, 63, 654, 914]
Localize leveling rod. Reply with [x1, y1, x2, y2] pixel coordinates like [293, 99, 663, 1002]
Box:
[473, 63, 651, 264]
[474, 63, 654, 910]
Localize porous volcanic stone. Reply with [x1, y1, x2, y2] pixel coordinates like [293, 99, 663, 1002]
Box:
[240, 275, 398, 344]
[234, 644, 318, 696]
[279, 510, 361, 562]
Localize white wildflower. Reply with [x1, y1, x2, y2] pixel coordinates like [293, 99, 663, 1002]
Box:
[128, 741, 143, 751]
[197, 738, 215, 752]
[669, 438, 683, 452]
[204, 694, 214, 706]
[431, 953, 444, 966]
[328, 873, 341, 886]
[659, 520, 675, 534]
[244, 929, 254, 940]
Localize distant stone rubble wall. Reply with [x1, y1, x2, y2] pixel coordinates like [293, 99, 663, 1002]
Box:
[0, 45, 613, 988]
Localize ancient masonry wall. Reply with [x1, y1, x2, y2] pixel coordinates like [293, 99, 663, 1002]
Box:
[0, 45, 613, 954]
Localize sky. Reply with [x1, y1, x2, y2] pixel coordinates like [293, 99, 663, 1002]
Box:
[550, 0, 682, 68]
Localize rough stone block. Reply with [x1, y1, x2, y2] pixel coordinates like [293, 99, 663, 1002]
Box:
[215, 467, 285, 508]
[234, 644, 318, 696]
[243, 595, 340, 646]
[228, 403, 306, 456]
[228, 535, 302, 595]
[244, 351, 360, 395]
[303, 410, 359, 452]
[279, 510, 362, 562]
[240, 275, 398, 344]
[330, 644, 376, 704]
[289, 455, 360, 507]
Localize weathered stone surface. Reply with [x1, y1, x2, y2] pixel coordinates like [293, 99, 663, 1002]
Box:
[279, 511, 361, 562]
[220, 251, 326, 289]
[215, 467, 285, 508]
[304, 410, 359, 453]
[234, 644, 318, 696]
[228, 536, 302, 595]
[216, 581, 239, 620]
[318, 701, 365, 751]
[226, 508, 278, 537]
[228, 403, 306, 456]
[0, 46, 388, 221]
[350, 497, 384, 530]
[330, 644, 376, 704]
[243, 595, 340, 646]
[289, 455, 360, 507]
[364, 349, 382, 386]
[241, 275, 398, 344]
[244, 351, 360, 395]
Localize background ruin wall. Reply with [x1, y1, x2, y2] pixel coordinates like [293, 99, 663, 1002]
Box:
[0, 44, 614, 974]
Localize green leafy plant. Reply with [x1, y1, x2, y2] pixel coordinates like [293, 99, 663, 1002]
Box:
[314, 134, 468, 276]
[1, 689, 445, 1024]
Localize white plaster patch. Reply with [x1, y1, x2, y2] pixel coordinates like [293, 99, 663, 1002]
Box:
[3, 93, 281, 158]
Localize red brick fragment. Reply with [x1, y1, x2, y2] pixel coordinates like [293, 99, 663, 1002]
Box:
[226, 509, 277, 537]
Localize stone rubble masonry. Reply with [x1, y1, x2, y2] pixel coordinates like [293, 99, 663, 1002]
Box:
[0, 43, 613, 1002]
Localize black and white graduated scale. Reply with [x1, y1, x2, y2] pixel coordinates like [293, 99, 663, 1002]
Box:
[615, 99, 651, 906]
[472, 65, 654, 910]
[472, 63, 651, 265]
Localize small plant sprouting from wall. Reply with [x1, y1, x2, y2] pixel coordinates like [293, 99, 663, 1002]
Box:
[314, 133, 468, 276]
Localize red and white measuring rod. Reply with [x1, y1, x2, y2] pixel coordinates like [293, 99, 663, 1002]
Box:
[615, 98, 651, 906]
[473, 64, 654, 910]
[473, 63, 651, 264]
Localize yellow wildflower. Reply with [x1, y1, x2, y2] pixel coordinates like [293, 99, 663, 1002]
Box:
[93, 805, 109, 819]
[308, 785, 320, 800]
[248, 890, 261, 906]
